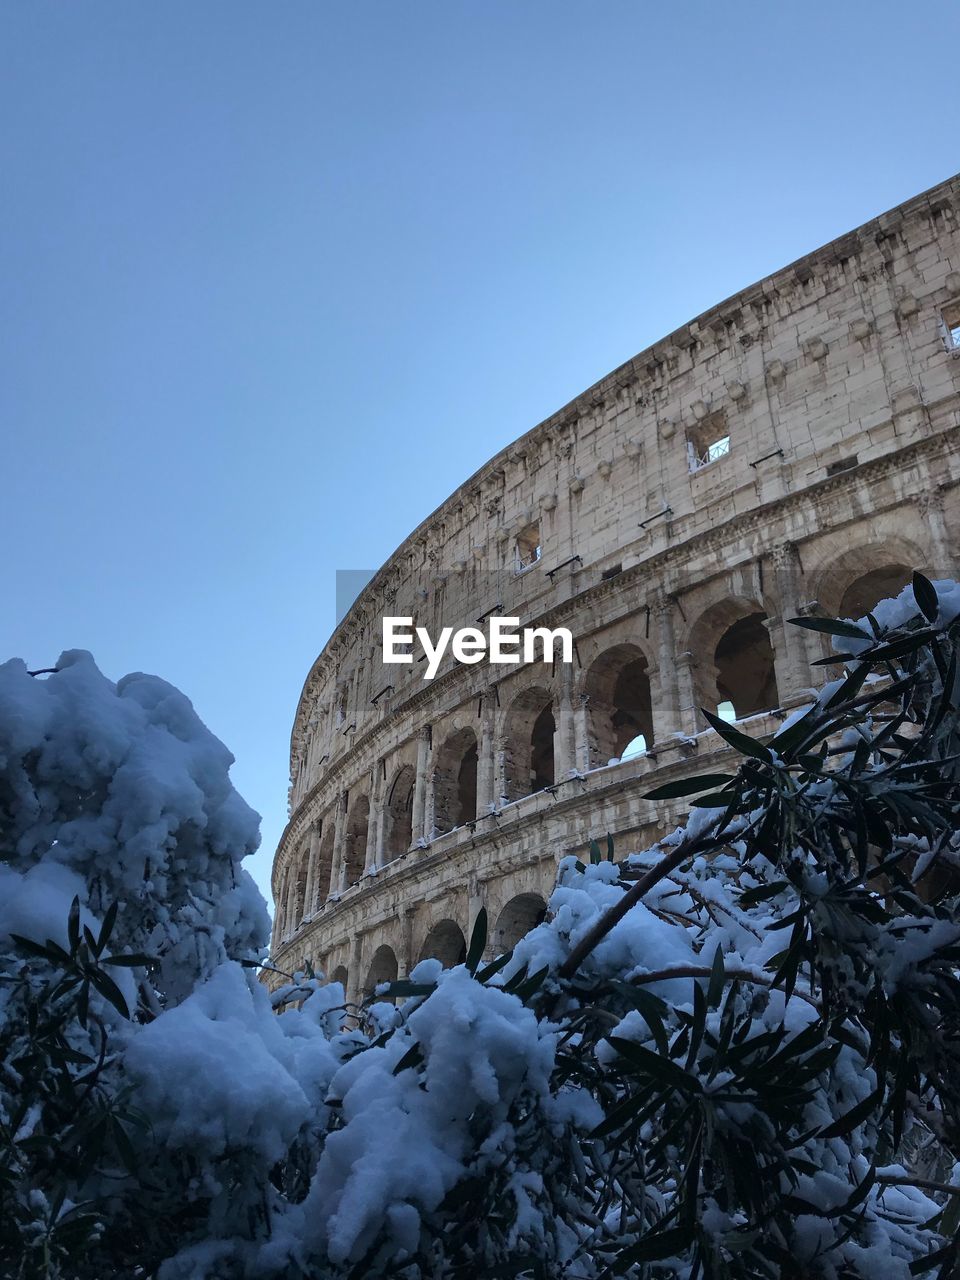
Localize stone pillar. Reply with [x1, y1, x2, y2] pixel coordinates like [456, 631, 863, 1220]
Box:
[373, 771, 388, 867]
[919, 490, 952, 577]
[364, 771, 381, 873]
[348, 934, 363, 1008]
[555, 663, 576, 780]
[494, 728, 510, 807]
[401, 907, 417, 976]
[283, 867, 297, 940]
[674, 651, 701, 736]
[652, 595, 684, 740]
[333, 791, 349, 894]
[303, 827, 320, 920]
[412, 726, 431, 841]
[573, 692, 591, 772]
[424, 764, 437, 841]
[477, 690, 497, 814]
[769, 542, 814, 704]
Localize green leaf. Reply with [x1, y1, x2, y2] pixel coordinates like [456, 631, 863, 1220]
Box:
[701, 709, 772, 762]
[68, 896, 81, 953]
[689, 791, 739, 808]
[97, 900, 119, 954]
[619, 984, 670, 1056]
[606, 1036, 702, 1094]
[913, 571, 939, 624]
[788, 616, 872, 640]
[817, 1084, 884, 1139]
[103, 953, 153, 968]
[738, 880, 789, 906]
[706, 946, 726, 1009]
[9, 934, 61, 962]
[89, 967, 130, 1019]
[381, 980, 436, 999]
[392, 1042, 423, 1076]
[606, 832, 616, 861]
[513, 965, 549, 1003]
[643, 772, 737, 801]
[613, 1224, 694, 1269]
[465, 907, 487, 974]
[475, 951, 512, 983]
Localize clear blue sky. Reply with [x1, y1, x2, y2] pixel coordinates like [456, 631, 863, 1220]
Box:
[2, 1, 957, 908]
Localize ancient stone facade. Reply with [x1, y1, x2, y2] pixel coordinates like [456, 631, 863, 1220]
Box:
[268, 174, 960, 1003]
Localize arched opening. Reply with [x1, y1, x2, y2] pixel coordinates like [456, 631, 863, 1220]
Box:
[417, 919, 467, 968]
[363, 945, 398, 1001]
[503, 688, 556, 802]
[838, 564, 912, 621]
[384, 765, 415, 857]
[714, 612, 779, 719]
[583, 644, 654, 767]
[494, 893, 548, 952]
[330, 965, 348, 991]
[315, 821, 335, 905]
[433, 728, 479, 833]
[343, 795, 370, 888]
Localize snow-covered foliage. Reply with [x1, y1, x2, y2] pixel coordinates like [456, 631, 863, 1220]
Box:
[3, 578, 960, 1279]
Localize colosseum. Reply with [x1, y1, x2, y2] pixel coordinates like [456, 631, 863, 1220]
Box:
[268, 173, 960, 1001]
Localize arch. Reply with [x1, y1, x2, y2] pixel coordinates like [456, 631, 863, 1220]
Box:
[686, 597, 779, 722]
[502, 686, 556, 803]
[330, 965, 348, 991]
[343, 795, 370, 888]
[582, 643, 654, 766]
[714, 612, 779, 719]
[810, 536, 926, 618]
[384, 764, 416, 857]
[493, 893, 547, 952]
[417, 918, 467, 968]
[838, 564, 912, 621]
[363, 944, 398, 1001]
[433, 727, 479, 833]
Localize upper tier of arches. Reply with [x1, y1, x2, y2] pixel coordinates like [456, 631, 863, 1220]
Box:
[285, 174, 960, 820]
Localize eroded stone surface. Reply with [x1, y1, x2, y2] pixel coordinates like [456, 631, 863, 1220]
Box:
[268, 174, 960, 1003]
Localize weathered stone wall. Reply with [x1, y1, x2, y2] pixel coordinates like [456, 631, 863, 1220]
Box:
[268, 174, 960, 1003]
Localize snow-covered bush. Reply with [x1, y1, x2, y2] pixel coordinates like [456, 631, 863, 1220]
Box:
[3, 577, 960, 1279]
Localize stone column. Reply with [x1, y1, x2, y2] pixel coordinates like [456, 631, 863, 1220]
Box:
[348, 934, 363, 1007]
[424, 763, 437, 841]
[769, 542, 813, 704]
[652, 595, 684, 740]
[674, 651, 701, 736]
[303, 827, 320, 920]
[333, 791, 349, 894]
[573, 692, 592, 772]
[477, 690, 497, 814]
[401, 906, 417, 976]
[284, 867, 297, 940]
[364, 771, 381, 873]
[555, 662, 576, 780]
[411, 726, 431, 841]
[494, 728, 510, 807]
[919, 490, 952, 577]
[373, 771, 389, 867]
